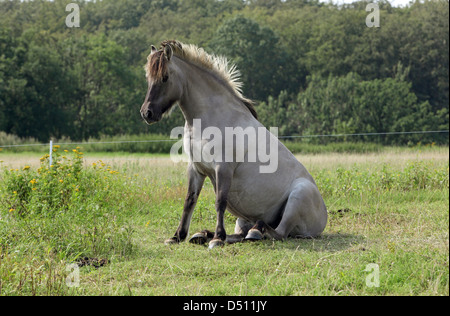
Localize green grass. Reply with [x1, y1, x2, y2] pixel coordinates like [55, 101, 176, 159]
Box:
[0, 146, 448, 296]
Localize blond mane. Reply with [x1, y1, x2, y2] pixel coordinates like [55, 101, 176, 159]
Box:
[145, 40, 257, 119]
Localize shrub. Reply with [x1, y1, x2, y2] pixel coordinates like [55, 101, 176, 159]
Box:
[0, 147, 135, 261]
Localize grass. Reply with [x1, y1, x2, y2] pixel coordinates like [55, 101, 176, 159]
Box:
[0, 146, 448, 296]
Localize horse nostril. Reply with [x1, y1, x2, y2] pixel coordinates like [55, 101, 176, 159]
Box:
[147, 109, 154, 119]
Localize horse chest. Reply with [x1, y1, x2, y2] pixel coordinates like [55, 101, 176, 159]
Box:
[192, 161, 216, 180]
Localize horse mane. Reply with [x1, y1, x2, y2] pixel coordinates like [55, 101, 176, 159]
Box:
[145, 40, 257, 119]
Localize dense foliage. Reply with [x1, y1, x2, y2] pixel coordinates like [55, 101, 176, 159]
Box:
[0, 0, 448, 144]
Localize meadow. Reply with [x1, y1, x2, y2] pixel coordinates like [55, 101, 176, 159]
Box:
[0, 145, 448, 296]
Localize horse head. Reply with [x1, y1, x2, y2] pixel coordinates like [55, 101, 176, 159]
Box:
[141, 43, 183, 125]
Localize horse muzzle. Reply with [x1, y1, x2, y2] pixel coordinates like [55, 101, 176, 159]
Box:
[141, 104, 161, 125]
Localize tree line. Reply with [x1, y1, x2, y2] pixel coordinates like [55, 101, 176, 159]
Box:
[0, 0, 448, 144]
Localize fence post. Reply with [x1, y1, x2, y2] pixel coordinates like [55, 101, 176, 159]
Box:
[49, 140, 53, 168]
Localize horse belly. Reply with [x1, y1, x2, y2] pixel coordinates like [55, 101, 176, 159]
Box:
[226, 171, 292, 223]
[225, 145, 312, 223]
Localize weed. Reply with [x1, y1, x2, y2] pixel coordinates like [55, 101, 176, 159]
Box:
[0, 147, 135, 270]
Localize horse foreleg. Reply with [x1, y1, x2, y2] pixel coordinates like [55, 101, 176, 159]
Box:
[208, 165, 233, 249]
[189, 218, 250, 245]
[165, 164, 205, 244]
[189, 229, 214, 245]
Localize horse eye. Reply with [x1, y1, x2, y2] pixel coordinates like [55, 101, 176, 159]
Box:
[162, 75, 169, 83]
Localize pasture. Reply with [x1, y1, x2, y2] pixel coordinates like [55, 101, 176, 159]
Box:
[0, 146, 448, 296]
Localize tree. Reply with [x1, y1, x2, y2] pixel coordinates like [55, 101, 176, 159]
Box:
[293, 73, 444, 144]
[65, 34, 144, 140]
[0, 0, 447, 144]
[210, 15, 299, 101]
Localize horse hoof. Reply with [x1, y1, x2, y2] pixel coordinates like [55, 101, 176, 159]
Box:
[208, 239, 225, 249]
[245, 229, 263, 241]
[164, 237, 179, 245]
[189, 232, 207, 245]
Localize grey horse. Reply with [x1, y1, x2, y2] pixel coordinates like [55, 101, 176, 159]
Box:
[141, 40, 327, 248]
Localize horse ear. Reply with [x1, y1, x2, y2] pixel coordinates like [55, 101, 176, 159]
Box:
[151, 45, 158, 54]
[164, 44, 173, 61]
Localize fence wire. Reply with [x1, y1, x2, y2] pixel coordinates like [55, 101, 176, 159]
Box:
[0, 130, 448, 149]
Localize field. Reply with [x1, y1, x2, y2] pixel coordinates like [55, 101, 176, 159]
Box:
[0, 146, 448, 296]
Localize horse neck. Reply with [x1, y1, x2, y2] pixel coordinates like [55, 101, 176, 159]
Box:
[176, 58, 245, 127]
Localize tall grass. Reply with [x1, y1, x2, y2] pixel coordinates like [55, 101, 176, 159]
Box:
[0, 146, 136, 295]
[0, 133, 176, 154]
[0, 132, 43, 152]
[0, 147, 448, 295]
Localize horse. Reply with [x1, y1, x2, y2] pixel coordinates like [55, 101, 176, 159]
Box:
[140, 40, 327, 249]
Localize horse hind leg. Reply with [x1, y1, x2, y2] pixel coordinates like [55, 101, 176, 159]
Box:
[245, 220, 283, 241]
[274, 179, 327, 239]
[245, 179, 327, 241]
[225, 218, 252, 244]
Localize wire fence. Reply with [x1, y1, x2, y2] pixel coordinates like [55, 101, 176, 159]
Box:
[0, 139, 178, 149]
[0, 130, 448, 149]
[277, 130, 450, 139]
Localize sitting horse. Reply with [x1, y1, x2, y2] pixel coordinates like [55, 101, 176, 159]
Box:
[140, 40, 327, 248]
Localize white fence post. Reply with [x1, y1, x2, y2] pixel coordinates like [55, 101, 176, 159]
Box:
[49, 140, 53, 168]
